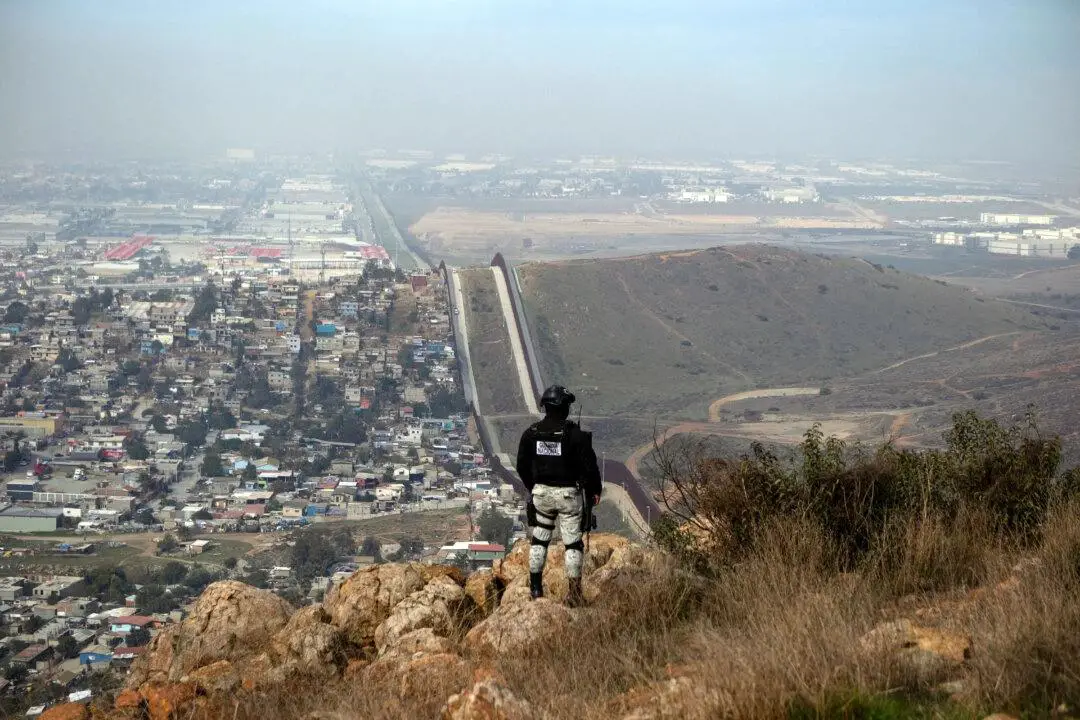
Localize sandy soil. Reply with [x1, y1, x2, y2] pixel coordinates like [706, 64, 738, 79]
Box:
[409, 206, 884, 253]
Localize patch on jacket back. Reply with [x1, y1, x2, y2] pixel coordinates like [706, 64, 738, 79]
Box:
[536, 441, 562, 456]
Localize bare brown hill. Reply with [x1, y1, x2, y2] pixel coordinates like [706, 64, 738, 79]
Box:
[517, 245, 1046, 418]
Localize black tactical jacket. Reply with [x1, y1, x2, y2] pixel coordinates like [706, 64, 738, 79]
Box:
[515, 417, 602, 497]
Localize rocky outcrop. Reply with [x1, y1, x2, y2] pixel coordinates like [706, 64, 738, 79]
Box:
[181, 660, 241, 694]
[614, 676, 718, 720]
[322, 562, 429, 651]
[464, 568, 501, 616]
[443, 670, 544, 720]
[362, 627, 470, 702]
[38, 704, 90, 720]
[110, 534, 648, 720]
[492, 534, 658, 605]
[465, 597, 577, 657]
[126, 581, 293, 688]
[859, 619, 971, 683]
[248, 605, 350, 683]
[124, 564, 466, 694]
[374, 575, 474, 653]
[142, 682, 200, 720]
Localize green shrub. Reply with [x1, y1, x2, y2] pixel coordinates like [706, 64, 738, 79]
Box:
[654, 409, 1076, 577]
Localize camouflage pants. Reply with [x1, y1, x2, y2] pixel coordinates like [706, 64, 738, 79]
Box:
[529, 484, 584, 578]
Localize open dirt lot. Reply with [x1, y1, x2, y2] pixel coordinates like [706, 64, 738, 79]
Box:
[944, 263, 1080, 297]
[410, 205, 883, 261]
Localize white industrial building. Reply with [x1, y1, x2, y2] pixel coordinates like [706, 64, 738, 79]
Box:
[988, 238, 1036, 257]
[931, 232, 967, 246]
[763, 186, 819, 204]
[676, 188, 730, 204]
[1023, 227, 1080, 243]
[980, 212, 1056, 227]
[932, 228, 1078, 258]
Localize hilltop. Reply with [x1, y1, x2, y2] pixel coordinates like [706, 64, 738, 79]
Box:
[34, 412, 1080, 720]
[517, 245, 1044, 419]
[40, 497, 1080, 719]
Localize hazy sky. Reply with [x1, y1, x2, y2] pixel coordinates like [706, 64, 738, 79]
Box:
[1, 0, 1078, 162]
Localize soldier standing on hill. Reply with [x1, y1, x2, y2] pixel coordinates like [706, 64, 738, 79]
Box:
[516, 385, 603, 607]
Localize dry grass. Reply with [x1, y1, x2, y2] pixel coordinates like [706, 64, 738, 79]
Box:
[121, 410, 1080, 719]
[165, 502, 1079, 720]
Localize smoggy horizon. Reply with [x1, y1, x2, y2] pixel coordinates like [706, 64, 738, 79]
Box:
[2, 0, 1078, 164]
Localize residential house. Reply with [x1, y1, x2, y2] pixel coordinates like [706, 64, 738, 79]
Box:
[109, 615, 157, 634]
[12, 644, 53, 670]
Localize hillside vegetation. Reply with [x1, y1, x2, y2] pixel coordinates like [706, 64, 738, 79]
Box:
[518, 245, 1042, 417]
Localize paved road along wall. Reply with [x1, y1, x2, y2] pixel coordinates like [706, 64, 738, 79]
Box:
[443, 263, 479, 411]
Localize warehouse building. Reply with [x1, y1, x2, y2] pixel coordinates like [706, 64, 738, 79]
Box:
[4, 480, 40, 502]
[980, 212, 1056, 227]
[0, 414, 64, 439]
[0, 505, 63, 533]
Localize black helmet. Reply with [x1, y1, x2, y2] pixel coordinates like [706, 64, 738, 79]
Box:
[540, 385, 576, 409]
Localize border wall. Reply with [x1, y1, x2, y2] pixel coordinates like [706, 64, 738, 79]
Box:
[488, 254, 660, 527]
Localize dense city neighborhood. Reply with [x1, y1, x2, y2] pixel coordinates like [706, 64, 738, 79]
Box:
[0, 164, 525, 716]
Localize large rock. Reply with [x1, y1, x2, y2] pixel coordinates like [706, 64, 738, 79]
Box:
[464, 598, 576, 657]
[491, 540, 533, 586]
[464, 568, 501, 617]
[363, 629, 457, 684]
[399, 652, 470, 698]
[615, 676, 717, 720]
[181, 660, 240, 694]
[126, 581, 294, 687]
[422, 564, 467, 586]
[859, 619, 971, 683]
[493, 534, 655, 605]
[375, 575, 475, 653]
[247, 605, 350, 684]
[38, 705, 90, 720]
[141, 682, 199, 720]
[323, 563, 429, 651]
[443, 670, 543, 720]
[363, 627, 469, 698]
[384, 627, 458, 656]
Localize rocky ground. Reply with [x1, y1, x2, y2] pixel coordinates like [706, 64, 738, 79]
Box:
[39, 535, 664, 720]
[36, 529, 1062, 720]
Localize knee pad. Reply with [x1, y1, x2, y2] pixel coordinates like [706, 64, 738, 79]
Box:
[565, 540, 584, 552]
[530, 536, 551, 547]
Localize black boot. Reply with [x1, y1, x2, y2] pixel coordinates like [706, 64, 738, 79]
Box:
[529, 572, 544, 600]
[567, 577, 584, 608]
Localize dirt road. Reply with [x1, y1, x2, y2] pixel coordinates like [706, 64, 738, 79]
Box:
[301, 290, 316, 342]
[707, 387, 820, 421]
[870, 332, 1021, 375]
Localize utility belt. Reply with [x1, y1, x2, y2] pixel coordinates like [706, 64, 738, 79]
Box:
[531, 476, 578, 489]
[525, 483, 597, 532]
